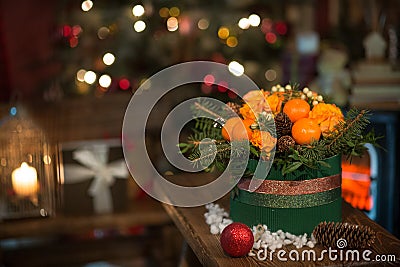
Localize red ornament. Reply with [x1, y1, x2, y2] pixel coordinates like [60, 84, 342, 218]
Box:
[220, 222, 254, 257]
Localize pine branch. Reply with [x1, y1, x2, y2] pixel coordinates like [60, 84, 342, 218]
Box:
[192, 101, 223, 120]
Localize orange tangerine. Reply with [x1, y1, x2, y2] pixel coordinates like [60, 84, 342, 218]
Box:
[291, 118, 321, 145]
[221, 117, 242, 141]
[231, 119, 253, 140]
[283, 99, 310, 123]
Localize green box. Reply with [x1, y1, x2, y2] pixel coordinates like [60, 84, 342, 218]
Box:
[230, 154, 342, 235]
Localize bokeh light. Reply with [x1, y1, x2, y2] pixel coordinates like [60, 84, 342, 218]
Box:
[275, 21, 287, 35]
[169, 7, 180, 17]
[132, 5, 145, 17]
[10, 107, 17, 116]
[119, 78, 130, 90]
[81, 0, 93, 12]
[218, 81, 228, 92]
[265, 69, 277, 81]
[99, 74, 112, 88]
[218, 27, 229, 39]
[69, 36, 79, 48]
[261, 18, 273, 33]
[265, 32, 277, 44]
[98, 27, 110, 39]
[76, 69, 86, 82]
[203, 74, 215, 86]
[228, 61, 244, 76]
[238, 18, 250, 30]
[167, 17, 178, 31]
[84, 71, 97, 84]
[103, 52, 115, 66]
[198, 18, 209, 30]
[72, 25, 82, 36]
[226, 36, 238, 47]
[159, 7, 169, 18]
[134, 20, 146, 32]
[248, 14, 261, 27]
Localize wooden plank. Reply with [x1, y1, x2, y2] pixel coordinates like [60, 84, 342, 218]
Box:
[163, 185, 400, 266]
[0, 197, 170, 239]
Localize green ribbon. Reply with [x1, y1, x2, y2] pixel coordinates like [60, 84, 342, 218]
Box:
[234, 187, 341, 208]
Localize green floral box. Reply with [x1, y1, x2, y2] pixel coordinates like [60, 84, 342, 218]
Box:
[230, 154, 342, 235]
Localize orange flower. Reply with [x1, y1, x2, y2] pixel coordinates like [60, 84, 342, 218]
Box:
[309, 103, 344, 136]
[267, 93, 284, 114]
[239, 104, 256, 120]
[243, 90, 269, 113]
[250, 130, 277, 153]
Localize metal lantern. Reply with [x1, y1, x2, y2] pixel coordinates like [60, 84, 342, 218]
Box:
[0, 109, 59, 220]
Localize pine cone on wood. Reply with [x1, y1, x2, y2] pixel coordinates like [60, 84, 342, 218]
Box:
[274, 112, 292, 138]
[312, 221, 376, 249]
[277, 135, 295, 153]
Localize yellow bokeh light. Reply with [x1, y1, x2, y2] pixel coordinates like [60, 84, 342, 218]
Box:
[167, 17, 178, 31]
[218, 27, 229, 39]
[226, 36, 238, 47]
[169, 7, 180, 17]
[159, 7, 169, 18]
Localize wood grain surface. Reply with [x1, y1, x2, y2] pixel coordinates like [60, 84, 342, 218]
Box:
[163, 174, 400, 267]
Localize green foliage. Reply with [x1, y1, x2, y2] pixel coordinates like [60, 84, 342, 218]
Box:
[180, 101, 380, 179]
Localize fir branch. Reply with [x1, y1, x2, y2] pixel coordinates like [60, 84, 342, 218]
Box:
[192, 101, 223, 120]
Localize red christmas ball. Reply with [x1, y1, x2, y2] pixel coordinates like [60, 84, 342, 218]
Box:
[220, 222, 254, 257]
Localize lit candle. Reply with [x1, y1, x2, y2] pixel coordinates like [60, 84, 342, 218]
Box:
[12, 162, 38, 197]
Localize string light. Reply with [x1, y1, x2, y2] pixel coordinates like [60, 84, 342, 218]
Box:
[132, 5, 145, 17]
[238, 18, 250, 30]
[167, 17, 178, 31]
[81, 0, 93, 12]
[169, 7, 180, 17]
[99, 74, 112, 88]
[198, 18, 209, 30]
[226, 36, 238, 47]
[159, 7, 169, 18]
[103, 52, 115, 66]
[218, 27, 229, 39]
[76, 69, 86, 82]
[84, 71, 97, 84]
[134, 20, 146, 32]
[97, 27, 110, 39]
[248, 14, 261, 27]
[228, 61, 244, 76]
[265, 69, 277, 81]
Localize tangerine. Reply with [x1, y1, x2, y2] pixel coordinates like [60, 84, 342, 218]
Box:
[283, 99, 310, 122]
[291, 118, 321, 145]
[231, 119, 253, 140]
[221, 117, 242, 141]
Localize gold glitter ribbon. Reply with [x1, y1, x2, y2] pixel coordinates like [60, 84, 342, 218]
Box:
[234, 188, 341, 208]
[237, 174, 341, 195]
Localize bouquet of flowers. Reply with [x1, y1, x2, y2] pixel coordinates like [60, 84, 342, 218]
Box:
[180, 83, 379, 234]
[180, 83, 378, 177]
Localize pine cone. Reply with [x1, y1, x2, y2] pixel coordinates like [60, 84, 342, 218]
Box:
[224, 102, 242, 117]
[312, 221, 376, 249]
[274, 112, 292, 138]
[277, 135, 295, 152]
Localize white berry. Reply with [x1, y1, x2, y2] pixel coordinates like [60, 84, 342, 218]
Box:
[306, 91, 313, 98]
[303, 87, 309, 94]
[312, 100, 319, 106]
[317, 95, 323, 101]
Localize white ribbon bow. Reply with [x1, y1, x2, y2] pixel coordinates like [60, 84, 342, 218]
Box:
[64, 144, 128, 214]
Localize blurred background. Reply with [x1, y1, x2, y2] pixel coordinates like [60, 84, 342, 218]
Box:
[0, 0, 399, 266]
